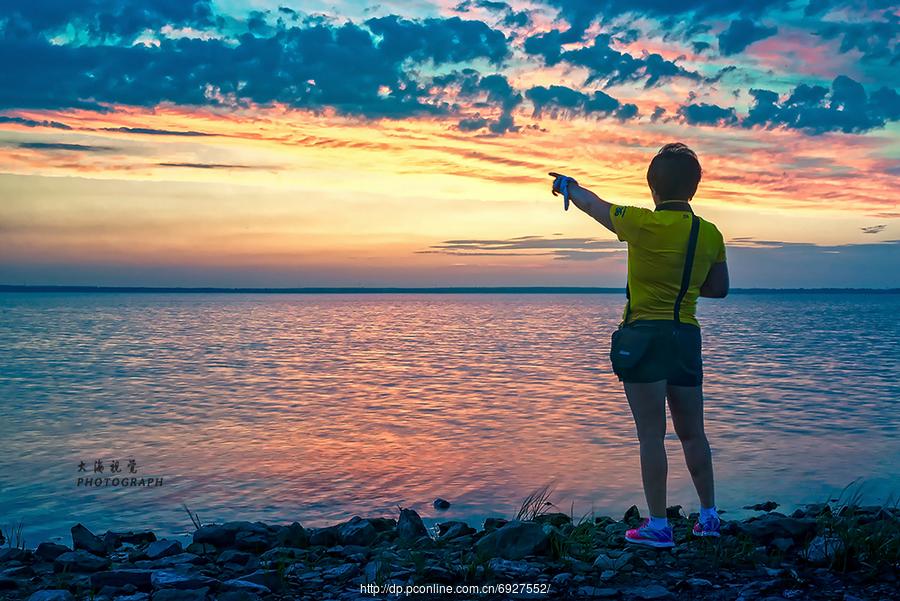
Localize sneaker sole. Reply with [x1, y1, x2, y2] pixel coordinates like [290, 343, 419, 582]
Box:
[624, 536, 675, 548]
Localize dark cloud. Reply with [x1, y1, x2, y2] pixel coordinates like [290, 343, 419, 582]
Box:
[455, 1, 532, 28]
[744, 76, 900, 134]
[539, 0, 785, 36]
[16, 142, 115, 152]
[718, 18, 778, 55]
[419, 235, 625, 261]
[365, 15, 509, 65]
[100, 127, 215, 136]
[0, 15, 510, 121]
[678, 103, 738, 126]
[0, 116, 72, 129]
[861, 224, 887, 234]
[434, 70, 522, 134]
[156, 162, 271, 169]
[692, 41, 712, 54]
[526, 85, 629, 120]
[524, 31, 699, 87]
[1, 0, 215, 40]
[815, 13, 899, 63]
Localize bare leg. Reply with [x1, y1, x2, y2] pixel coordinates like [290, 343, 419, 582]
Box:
[624, 381, 668, 518]
[666, 384, 715, 508]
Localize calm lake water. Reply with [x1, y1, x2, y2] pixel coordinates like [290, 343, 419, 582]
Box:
[1, 292, 898, 546]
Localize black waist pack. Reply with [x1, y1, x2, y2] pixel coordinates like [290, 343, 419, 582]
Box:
[609, 324, 653, 374]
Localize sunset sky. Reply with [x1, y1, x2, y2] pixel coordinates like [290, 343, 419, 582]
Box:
[1, 0, 898, 287]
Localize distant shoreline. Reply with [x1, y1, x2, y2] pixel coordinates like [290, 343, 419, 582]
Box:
[1, 285, 899, 294]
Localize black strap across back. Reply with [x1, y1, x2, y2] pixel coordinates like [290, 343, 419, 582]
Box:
[623, 210, 701, 325]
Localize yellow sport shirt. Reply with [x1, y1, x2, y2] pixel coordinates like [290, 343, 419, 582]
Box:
[609, 202, 726, 327]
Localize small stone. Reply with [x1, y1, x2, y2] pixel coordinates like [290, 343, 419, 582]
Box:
[216, 550, 255, 566]
[151, 588, 208, 601]
[575, 586, 619, 598]
[54, 550, 111, 573]
[771, 537, 793, 552]
[34, 543, 70, 562]
[551, 572, 572, 586]
[150, 569, 218, 590]
[433, 498, 451, 510]
[397, 509, 429, 542]
[27, 591, 76, 601]
[623, 505, 641, 525]
[71, 524, 107, 556]
[221, 579, 271, 594]
[184, 543, 215, 556]
[806, 535, 844, 565]
[683, 578, 712, 588]
[600, 570, 616, 580]
[628, 584, 674, 599]
[321, 563, 358, 580]
[744, 501, 780, 512]
[487, 558, 540, 579]
[104, 531, 156, 548]
[90, 569, 152, 590]
[145, 540, 183, 561]
[216, 593, 262, 601]
[114, 594, 149, 601]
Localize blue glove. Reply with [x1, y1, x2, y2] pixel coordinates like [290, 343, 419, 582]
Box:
[549, 172, 578, 211]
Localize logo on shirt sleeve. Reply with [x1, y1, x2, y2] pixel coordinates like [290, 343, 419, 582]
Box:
[614, 206, 627, 217]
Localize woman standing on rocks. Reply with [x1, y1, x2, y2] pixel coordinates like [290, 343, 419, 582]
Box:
[550, 143, 729, 548]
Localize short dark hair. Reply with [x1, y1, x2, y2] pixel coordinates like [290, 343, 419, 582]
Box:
[646, 143, 702, 201]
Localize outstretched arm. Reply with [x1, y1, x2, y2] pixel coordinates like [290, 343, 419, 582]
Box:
[549, 173, 615, 233]
[568, 183, 615, 233]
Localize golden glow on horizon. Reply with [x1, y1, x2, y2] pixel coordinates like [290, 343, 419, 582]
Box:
[1, 103, 897, 286]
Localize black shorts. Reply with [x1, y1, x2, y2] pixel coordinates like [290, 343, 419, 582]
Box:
[613, 320, 703, 386]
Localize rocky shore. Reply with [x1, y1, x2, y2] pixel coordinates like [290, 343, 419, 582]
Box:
[1, 501, 897, 601]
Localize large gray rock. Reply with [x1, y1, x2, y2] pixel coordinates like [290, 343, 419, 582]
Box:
[735, 513, 817, 544]
[274, 522, 308, 548]
[34, 543, 70, 562]
[475, 521, 549, 560]
[308, 525, 340, 547]
[71, 524, 107, 556]
[53, 550, 111, 573]
[146, 540, 183, 561]
[339, 517, 378, 546]
[437, 521, 475, 540]
[397, 509, 428, 542]
[27, 591, 76, 601]
[90, 569, 152, 591]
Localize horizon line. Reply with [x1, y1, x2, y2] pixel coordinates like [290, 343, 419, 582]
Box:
[2, 285, 899, 294]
